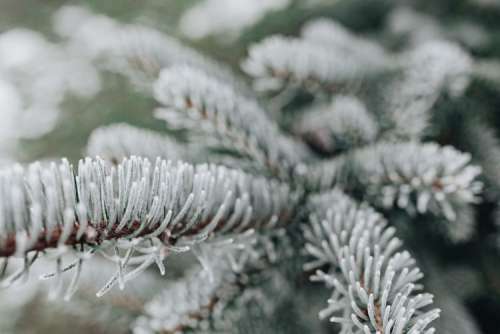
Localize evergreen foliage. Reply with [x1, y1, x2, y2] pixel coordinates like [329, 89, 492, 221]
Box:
[1, 1, 500, 333]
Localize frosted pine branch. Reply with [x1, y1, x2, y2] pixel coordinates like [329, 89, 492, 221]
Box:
[351, 142, 482, 222]
[301, 155, 347, 191]
[134, 258, 239, 333]
[154, 65, 310, 178]
[302, 142, 481, 241]
[242, 36, 363, 94]
[135, 231, 293, 334]
[381, 41, 472, 140]
[87, 124, 271, 174]
[1, 4, 495, 332]
[0, 156, 298, 295]
[87, 124, 187, 163]
[303, 190, 439, 333]
[0, 156, 297, 256]
[242, 20, 390, 95]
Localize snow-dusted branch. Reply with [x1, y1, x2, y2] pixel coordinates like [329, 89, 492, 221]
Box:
[303, 189, 440, 333]
[154, 65, 310, 178]
[135, 230, 293, 334]
[242, 20, 389, 94]
[381, 41, 472, 140]
[0, 156, 298, 257]
[242, 36, 362, 94]
[87, 124, 188, 163]
[305, 142, 482, 226]
[134, 257, 239, 333]
[0, 156, 298, 296]
[351, 142, 482, 222]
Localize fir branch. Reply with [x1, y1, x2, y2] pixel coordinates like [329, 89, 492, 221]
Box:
[351, 142, 482, 222]
[134, 258, 239, 333]
[301, 155, 347, 191]
[87, 124, 188, 164]
[381, 41, 472, 140]
[242, 36, 366, 94]
[134, 229, 294, 333]
[0, 156, 298, 295]
[303, 189, 440, 333]
[153, 65, 310, 178]
[242, 20, 389, 95]
[303, 141, 482, 241]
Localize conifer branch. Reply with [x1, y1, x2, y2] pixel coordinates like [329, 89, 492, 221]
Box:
[381, 41, 472, 140]
[351, 142, 482, 222]
[303, 189, 440, 333]
[135, 229, 294, 333]
[154, 65, 310, 178]
[87, 124, 188, 164]
[242, 20, 389, 95]
[242, 36, 365, 94]
[0, 157, 298, 296]
[305, 142, 482, 226]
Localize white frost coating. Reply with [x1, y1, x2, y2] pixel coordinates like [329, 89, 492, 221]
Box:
[154, 65, 309, 176]
[134, 229, 292, 333]
[383, 40, 473, 140]
[135, 258, 237, 333]
[243, 20, 390, 94]
[406, 41, 473, 98]
[304, 190, 440, 333]
[87, 124, 185, 162]
[0, 157, 297, 296]
[353, 142, 482, 222]
[242, 36, 362, 92]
